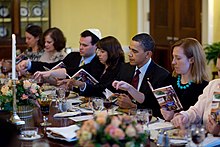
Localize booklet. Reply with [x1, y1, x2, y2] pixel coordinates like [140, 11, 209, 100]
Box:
[147, 81, 183, 111]
[43, 61, 66, 71]
[210, 92, 220, 124]
[66, 68, 98, 85]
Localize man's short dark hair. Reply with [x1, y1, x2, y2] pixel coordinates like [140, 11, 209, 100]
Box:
[132, 33, 155, 52]
[80, 30, 100, 45]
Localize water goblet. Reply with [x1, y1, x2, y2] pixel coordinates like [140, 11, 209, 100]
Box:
[92, 98, 103, 112]
[56, 87, 66, 111]
[40, 116, 52, 127]
[191, 124, 206, 147]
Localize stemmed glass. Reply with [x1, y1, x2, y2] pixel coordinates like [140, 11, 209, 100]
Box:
[40, 116, 52, 127]
[191, 124, 206, 147]
[103, 99, 113, 114]
[136, 109, 153, 130]
[56, 88, 66, 112]
[92, 98, 103, 113]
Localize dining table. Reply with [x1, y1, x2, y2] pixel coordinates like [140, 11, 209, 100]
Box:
[18, 100, 158, 147]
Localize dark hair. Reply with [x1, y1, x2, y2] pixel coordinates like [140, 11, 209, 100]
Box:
[80, 30, 100, 45]
[43, 27, 66, 51]
[96, 36, 125, 69]
[132, 33, 155, 52]
[25, 24, 43, 49]
[218, 53, 220, 58]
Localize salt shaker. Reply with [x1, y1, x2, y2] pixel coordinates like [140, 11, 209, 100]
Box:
[163, 131, 170, 147]
[157, 129, 164, 147]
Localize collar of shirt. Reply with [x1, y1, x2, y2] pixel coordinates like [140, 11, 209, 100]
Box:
[80, 54, 96, 65]
[135, 58, 152, 90]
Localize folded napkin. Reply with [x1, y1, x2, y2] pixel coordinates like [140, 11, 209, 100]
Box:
[102, 88, 113, 99]
[53, 111, 81, 118]
[46, 125, 80, 140]
[67, 98, 82, 104]
[69, 115, 93, 122]
[80, 108, 93, 113]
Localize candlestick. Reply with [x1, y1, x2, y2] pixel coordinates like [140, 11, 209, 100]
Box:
[12, 34, 16, 80]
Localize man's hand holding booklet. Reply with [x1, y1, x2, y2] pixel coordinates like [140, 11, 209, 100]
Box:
[65, 68, 98, 85]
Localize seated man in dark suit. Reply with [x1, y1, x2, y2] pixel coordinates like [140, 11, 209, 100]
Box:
[17, 29, 104, 81]
[112, 33, 171, 117]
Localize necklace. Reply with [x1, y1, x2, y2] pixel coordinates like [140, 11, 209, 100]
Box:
[177, 75, 192, 89]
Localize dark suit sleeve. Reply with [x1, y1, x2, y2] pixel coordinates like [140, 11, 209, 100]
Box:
[80, 63, 121, 97]
[28, 61, 60, 73]
[29, 52, 80, 74]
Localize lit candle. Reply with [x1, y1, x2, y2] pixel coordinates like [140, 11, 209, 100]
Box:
[12, 34, 16, 80]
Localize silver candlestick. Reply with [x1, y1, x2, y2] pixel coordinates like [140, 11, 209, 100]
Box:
[10, 79, 25, 125]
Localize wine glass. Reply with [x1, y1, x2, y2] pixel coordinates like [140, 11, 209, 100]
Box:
[103, 99, 113, 114]
[191, 124, 206, 147]
[56, 88, 66, 111]
[92, 98, 103, 112]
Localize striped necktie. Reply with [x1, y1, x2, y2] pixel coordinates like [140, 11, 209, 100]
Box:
[79, 60, 85, 67]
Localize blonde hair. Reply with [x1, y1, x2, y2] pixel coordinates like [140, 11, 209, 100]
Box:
[172, 38, 209, 83]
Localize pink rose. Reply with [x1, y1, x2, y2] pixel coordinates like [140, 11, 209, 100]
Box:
[110, 128, 125, 140]
[30, 88, 37, 94]
[21, 94, 28, 100]
[135, 124, 144, 134]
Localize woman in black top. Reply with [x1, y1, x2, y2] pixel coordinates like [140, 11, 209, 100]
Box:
[161, 38, 209, 121]
[67, 36, 125, 97]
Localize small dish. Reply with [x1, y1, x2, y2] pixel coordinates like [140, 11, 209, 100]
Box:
[32, 5, 43, 17]
[0, 6, 9, 18]
[0, 26, 7, 37]
[19, 134, 43, 141]
[20, 7, 29, 17]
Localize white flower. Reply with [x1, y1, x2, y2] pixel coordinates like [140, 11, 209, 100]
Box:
[125, 124, 136, 137]
[23, 80, 32, 89]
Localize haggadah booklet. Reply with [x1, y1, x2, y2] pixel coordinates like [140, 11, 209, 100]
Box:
[147, 81, 183, 111]
[43, 61, 66, 71]
[66, 68, 98, 85]
[211, 92, 220, 123]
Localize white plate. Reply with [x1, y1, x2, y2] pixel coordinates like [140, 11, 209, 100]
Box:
[53, 111, 81, 118]
[18, 134, 43, 141]
[0, 6, 9, 17]
[32, 6, 43, 16]
[20, 7, 29, 17]
[170, 139, 188, 145]
[0, 26, 7, 37]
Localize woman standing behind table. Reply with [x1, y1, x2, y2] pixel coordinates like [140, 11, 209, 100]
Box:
[66, 36, 125, 97]
[161, 38, 209, 121]
[23, 25, 44, 61]
[39, 27, 67, 63]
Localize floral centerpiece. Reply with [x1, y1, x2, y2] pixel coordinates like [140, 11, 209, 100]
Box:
[0, 79, 45, 111]
[77, 112, 148, 147]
